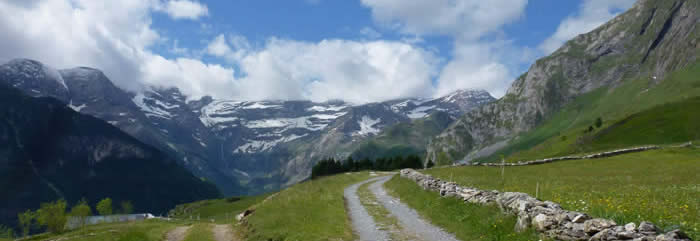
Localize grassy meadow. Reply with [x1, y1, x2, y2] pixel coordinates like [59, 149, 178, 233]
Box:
[241, 172, 375, 241]
[424, 148, 700, 239]
[169, 195, 269, 224]
[384, 176, 544, 241]
[22, 219, 186, 241]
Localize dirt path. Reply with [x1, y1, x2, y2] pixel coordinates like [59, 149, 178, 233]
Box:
[164, 226, 190, 241]
[369, 175, 460, 241]
[344, 176, 391, 241]
[213, 224, 236, 241]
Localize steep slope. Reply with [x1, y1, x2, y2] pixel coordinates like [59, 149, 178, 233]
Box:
[0, 83, 221, 229]
[0, 60, 241, 195]
[427, 0, 699, 164]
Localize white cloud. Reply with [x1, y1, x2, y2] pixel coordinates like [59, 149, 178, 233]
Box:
[360, 0, 529, 98]
[539, 0, 635, 54]
[206, 36, 441, 103]
[436, 41, 514, 98]
[0, 0, 229, 99]
[155, 0, 209, 20]
[360, 0, 527, 40]
[360, 27, 382, 39]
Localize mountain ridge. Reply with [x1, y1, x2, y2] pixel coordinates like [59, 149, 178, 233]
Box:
[0, 58, 495, 194]
[426, 0, 699, 164]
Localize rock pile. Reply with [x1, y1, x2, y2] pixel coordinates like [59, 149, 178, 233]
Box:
[399, 169, 693, 241]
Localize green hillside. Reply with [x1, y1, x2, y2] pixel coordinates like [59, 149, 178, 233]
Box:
[351, 111, 454, 160]
[479, 61, 700, 162]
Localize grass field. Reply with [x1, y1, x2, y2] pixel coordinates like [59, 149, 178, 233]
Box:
[22, 219, 186, 241]
[242, 172, 374, 241]
[424, 148, 700, 239]
[183, 223, 215, 241]
[480, 62, 700, 163]
[384, 176, 544, 241]
[169, 195, 269, 224]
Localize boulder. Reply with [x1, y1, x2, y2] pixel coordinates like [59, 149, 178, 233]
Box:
[584, 218, 617, 234]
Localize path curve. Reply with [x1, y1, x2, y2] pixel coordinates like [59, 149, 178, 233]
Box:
[164, 226, 190, 241]
[370, 175, 460, 241]
[213, 224, 237, 241]
[344, 176, 391, 241]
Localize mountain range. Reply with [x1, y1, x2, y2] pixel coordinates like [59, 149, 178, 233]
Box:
[0, 59, 495, 194]
[0, 81, 221, 229]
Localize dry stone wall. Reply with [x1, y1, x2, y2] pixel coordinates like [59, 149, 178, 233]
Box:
[467, 146, 660, 167]
[399, 169, 693, 241]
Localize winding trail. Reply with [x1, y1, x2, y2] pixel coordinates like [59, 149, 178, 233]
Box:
[369, 175, 459, 241]
[164, 226, 190, 241]
[344, 176, 391, 241]
[213, 224, 237, 241]
[345, 175, 460, 241]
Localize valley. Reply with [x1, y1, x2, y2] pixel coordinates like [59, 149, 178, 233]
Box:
[0, 0, 698, 240]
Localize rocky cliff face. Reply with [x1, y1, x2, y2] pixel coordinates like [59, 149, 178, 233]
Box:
[426, 0, 699, 163]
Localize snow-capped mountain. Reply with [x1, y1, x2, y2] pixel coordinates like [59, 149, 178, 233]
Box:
[0, 59, 495, 194]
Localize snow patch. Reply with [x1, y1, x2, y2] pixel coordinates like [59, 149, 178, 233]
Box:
[132, 93, 173, 120]
[306, 105, 347, 112]
[245, 117, 328, 131]
[355, 116, 381, 136]
[242, 102, 282, 109]
[234, 134, 308, 153]
[68, 101, 87, 112]
[407, 105, 436, 119]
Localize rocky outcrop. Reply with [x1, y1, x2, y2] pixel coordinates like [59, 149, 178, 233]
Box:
[426, 0, 699, 164]
[399, 169, 693, 241]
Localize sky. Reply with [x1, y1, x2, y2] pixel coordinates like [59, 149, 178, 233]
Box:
[0, 0, 636, 103]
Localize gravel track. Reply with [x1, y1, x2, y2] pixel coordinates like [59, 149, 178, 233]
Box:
[164, 226, 190, 241]
[344, 176, 392, 241]
[369, 175, 460, 241]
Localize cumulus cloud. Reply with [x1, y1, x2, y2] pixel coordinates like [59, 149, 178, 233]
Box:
[206, 35, 440, 103]
[360, 0, 527, 40]
[539, 0, 635, 54]
[155, 0, 209, 20]
[0, 0, 230, 99]
[360, 0, 529, 98]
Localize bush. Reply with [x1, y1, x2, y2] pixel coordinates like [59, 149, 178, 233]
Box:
[17, 209, 35, 237]
[96, 198, 113, 216]
[37, 200, 67, 233]
[70, 199, 92, 228]
[595, 117, 603, 128]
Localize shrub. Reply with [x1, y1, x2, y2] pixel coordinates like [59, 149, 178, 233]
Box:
[595, 117, 603, 128]
[37, 200, 67, 233]
[17, 209, 35, 237]
[96, 198, 113, 216]
[70, 199, 92, 228]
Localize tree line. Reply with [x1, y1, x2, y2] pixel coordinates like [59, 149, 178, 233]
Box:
[311, 154, 434, 179]
[8, 197, 134, 238]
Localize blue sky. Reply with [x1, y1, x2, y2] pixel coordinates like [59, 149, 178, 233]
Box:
[0, 0, 636, 103]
